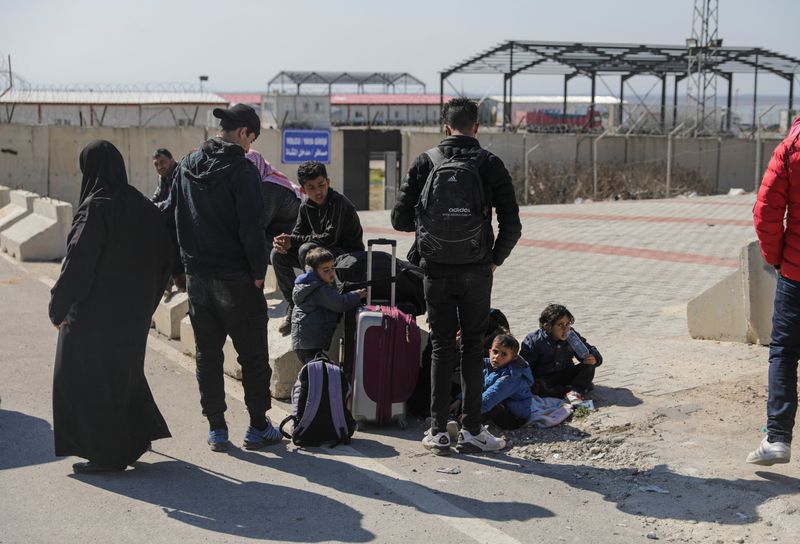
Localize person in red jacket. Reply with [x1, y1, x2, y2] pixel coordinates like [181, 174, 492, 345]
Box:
[748, 116, 800, 466]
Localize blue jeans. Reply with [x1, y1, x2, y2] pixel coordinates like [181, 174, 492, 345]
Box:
[768, 274, 800, 443]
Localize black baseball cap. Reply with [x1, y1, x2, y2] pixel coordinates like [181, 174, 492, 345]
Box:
[213, 104, 261, 137]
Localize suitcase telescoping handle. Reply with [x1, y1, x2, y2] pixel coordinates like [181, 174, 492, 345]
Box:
[366, 238, 396, 307]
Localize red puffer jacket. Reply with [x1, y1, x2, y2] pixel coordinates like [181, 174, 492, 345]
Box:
[754, 117, 800, 281]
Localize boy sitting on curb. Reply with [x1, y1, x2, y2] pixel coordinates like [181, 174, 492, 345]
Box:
[291, 247, 366, 365]
[520, 303, 603, 405]
[273, 161, 365, 336]
[448, 334, 534, 447]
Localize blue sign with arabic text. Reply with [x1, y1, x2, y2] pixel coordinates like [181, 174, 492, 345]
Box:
[281, 129, 330, 164]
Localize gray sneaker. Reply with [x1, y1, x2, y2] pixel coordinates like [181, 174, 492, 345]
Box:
[746, 437, 791, 466]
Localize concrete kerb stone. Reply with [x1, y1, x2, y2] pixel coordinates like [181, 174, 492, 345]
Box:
[174, 297, 429, 400]
[0, 197, 72, 261]
[0, 190, 37, 234]
[687, 240, 776, 345]
[0, 186, 9, 207]
[153, 292, 189, 339]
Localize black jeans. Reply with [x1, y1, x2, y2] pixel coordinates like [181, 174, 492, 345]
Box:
[187, 275, 270, 429]
[270, 243, 347, 303]
[767, 274, 800, 444]
[483, 403, 527, 430]
[535, 364, 596, 398]
[425, 268, 492, 436]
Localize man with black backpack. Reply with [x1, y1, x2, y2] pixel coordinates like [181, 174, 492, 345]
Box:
[391, 97, 521, 454]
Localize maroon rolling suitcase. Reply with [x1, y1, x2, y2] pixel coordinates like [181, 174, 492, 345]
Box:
[350, 239, 421, 427]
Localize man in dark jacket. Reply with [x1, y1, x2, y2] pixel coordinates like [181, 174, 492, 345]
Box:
[272, 160, 364, 335]
[163, 104, 282, 452]
[391, 97, 522, 454]
[151, 148, 177, 204]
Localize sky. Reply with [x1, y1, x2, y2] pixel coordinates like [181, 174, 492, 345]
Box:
[1, 0, 799, 98]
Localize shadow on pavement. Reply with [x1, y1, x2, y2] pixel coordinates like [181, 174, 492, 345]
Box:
[71, 458, 374, 542]
[228, 445, 553, 523]
[591, 385, 643, 407]
[464, 452, 800, 526]
[0, 409, 57, 470]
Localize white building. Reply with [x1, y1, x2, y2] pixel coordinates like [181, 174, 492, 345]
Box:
[330, 94, 454, 126]
[0, 90, 229, 127]
[261, 93, 331, 129]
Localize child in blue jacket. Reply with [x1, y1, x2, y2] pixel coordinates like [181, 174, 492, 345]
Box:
[450, 334, 533, 431]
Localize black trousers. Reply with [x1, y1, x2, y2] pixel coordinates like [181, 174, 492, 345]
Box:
[483, 403, 527, 430]
[270, 242, 347, 303]
[426, 268, 492, 436]
[187, 275, 271, 428]
[535, 364, 596, 398]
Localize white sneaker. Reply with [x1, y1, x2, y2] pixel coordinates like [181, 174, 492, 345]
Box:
[565, 390, 585, 405]
[746, 437, 791, 466]
[422, 430, 451, 455]
[456, 425, 506, 453]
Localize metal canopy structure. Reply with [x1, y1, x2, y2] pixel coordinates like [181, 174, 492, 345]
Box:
[268, 71, 426, 94]
[440, 40, 800, 132]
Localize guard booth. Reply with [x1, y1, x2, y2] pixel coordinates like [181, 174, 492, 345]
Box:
[342, 129, 402, 211]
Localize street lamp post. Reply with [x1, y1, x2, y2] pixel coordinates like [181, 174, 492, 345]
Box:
[199, 75, 209, 93]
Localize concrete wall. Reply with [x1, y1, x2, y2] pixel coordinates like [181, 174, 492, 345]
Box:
[0, 124, 346, 207]
[400, 130, 783, 195]
[0, 123, 781, 208]
[3, 104, 219, 128]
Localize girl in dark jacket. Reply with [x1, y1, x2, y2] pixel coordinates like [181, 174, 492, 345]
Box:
[520, 304, 603, 404]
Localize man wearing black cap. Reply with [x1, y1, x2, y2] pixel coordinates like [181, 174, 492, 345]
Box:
[163, 103, 283, 452]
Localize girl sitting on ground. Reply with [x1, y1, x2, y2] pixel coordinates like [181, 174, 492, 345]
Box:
[520, 303, 603, 404]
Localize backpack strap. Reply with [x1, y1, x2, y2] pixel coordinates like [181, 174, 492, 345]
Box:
[294, 361, 324, 436]
[424, 147, 447, 170]
[324, 363, 351, 444]
[278, 415, 296, 439]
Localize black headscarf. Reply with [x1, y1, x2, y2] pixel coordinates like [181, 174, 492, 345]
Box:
[78, 140, 128, 204]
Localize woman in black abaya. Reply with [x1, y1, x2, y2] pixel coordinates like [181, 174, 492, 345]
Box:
[50, 140, 174, 473]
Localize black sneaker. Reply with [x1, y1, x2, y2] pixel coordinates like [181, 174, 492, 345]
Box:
[278, 306, 293, 337]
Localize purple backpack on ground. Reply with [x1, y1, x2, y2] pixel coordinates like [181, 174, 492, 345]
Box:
[279, 354, 357, 447]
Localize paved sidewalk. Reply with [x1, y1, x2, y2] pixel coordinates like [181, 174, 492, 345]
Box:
[358, 193, 763, 396]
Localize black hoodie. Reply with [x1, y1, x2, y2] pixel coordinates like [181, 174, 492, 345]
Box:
[164, 137, 266, 280]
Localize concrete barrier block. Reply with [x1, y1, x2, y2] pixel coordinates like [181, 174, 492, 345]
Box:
[180, 316, 195, 357]
[153, 292, 189, 339]
[263, 266, 279, 297]
[741, 240, 778, 345]
[0, 190, 37, 234]
[222, 338, 243, 381]
[0, 186, 9, 207]
[687, 271, 748, 342]
[0, 198, 73, 261]
[688, 241, 780, 346]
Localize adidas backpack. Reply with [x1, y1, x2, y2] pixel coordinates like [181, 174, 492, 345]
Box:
[415, 147, 493, 265]
[279, 353, 357, 447]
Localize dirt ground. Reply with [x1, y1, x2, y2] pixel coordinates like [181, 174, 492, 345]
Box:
[494, 361, 800, 543]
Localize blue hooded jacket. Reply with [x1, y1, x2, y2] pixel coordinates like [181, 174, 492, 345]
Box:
[481, 355, 534, 419]
[291, 270, 361, 350]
